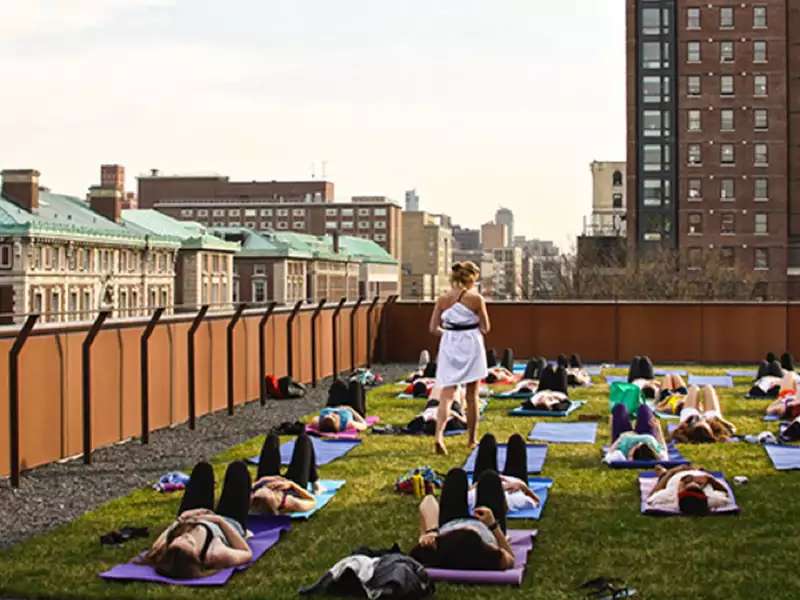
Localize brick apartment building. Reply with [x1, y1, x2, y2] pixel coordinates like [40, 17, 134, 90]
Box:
[137, 172, 402, 260]
[626, 0, 800, 297]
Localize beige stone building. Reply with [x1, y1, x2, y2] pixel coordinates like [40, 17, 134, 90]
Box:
[401, 211, 453, 299]
[481, 221, 508, 250]
[585, 161, 626, 237]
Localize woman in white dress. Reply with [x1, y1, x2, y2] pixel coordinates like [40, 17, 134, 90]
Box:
[428, 261, 490, 455]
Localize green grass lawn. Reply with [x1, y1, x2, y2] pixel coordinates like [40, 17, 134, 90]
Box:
[1, 365, 798, 600]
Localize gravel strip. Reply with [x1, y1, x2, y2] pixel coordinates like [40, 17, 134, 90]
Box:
[0, 364, 411, 550]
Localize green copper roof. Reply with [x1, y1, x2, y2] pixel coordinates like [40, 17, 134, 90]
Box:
[0, 191, 178, 248]
[338, 235, 397, 265]
[122, 209, 239, 253]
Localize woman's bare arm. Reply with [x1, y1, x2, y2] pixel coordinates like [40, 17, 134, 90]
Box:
[478, 295, 490, 335]
[429, 298, 444, 336]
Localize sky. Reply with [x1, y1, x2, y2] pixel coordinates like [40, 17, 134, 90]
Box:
[0, 0, 625, 250]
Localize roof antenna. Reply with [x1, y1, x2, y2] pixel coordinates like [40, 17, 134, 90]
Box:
[321, 160, 327, 179]
[311, 162, 316, 179]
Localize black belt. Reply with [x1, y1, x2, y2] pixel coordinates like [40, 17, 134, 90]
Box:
[441, 322, 479, 331]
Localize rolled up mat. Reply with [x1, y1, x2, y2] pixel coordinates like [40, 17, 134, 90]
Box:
[424, 529, 537, 585]
[666, 423, 741, 442]
[688, 375, 734, 388]
[463, 444, 547, 474]
[764, 443, 800, 470]
[727, 369, 757, 378]
[639, 471, 739, 515]
[289, 480, 345, 519]
[509, 400, 585, 418]
[654, 369, 688, 376]
[247, 438, 360, 467]
[603, 443, 688, 469]
[306, 416, 380, 439]
[529, 422, 597, 444]
[100, 515, 291, 586]
[605, 375, 627, 385]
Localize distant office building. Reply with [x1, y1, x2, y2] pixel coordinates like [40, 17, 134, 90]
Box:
[405, 189, 420, 212]
[401, 212, 453, 299]
[481, 247, 523, 300]
[481, 222, 507, 250]
[453, 225, 481, 251]
[495, 207, 515, 243]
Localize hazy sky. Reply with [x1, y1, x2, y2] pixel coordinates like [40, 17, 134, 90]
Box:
[0, 0, 625, 249]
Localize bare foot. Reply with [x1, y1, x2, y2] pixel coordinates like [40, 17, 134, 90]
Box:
[467, 438, 479, 449]
[435, 440, 448, 455]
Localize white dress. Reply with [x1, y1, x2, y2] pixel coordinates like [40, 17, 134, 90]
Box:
[435, 302, 488, 387]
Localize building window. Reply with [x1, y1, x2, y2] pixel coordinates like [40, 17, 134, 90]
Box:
[374, 233, 386, 242]
[688, 179, 702, 201]
[261, 208, 273, 217]
[374, 208, 387, 216]
[754, 248, 769, 270]
[642, 7, 666, 34]
[180, 209, 193, 217]
[325, 208, 338, 217]
[358, 208, 370, 216]
[643, 179, 665, 207]
[292, 208, 305, 216]
[754, 109, 768, 130]
[612, 193, 623, 208]
[276, 221, 288, 230]
[688, 212, 703, 235]
[358, 221, 369, 230]
[687, 42, 701, 63]
[687, 76, 701, 96]
[688, 110, 701, 132]
[197, 209, 208, 217]
[644, 144, 664, 171]
[753, 41, 767, 63]
[341, 208, 353, 217]
[687, 7, 700, 29]
[754, 143, 768, 166]
[720, 7, 734, 28]
[342, 221, 353, 229]
[642, 75, 670, 103]
[754, 6, 767, 28]
[721, 212, 736, 235]
[228, 208, 240, 217]
[245, 221, 256, 229]
[720, 41, 734, 63]
[643, 110, 664, 137]
[643, 42, 664, 69]
[325, 221, 337, 229]
[721, 75, 735, 96]
[720, 179, 735, 201]
[721, 144, 735, 165]
[688, 248, 703, 270]
[229, 221, 241, 227]
[0, 244, 11, 269]
[754, 75, 767, 96]
[720, 247, 735, 269]
[252, 280, 267, 303]
[213, 209, 225, 217]
[688, 144, 702, 166]
[720, 109, 735, 131]
[277, 209, 289, 217]
[755, 213, 768, 235]
[754, 178, 769, 200]
[374, 221, 386, 229]
[292, 221, 305, 230]
[244, 208, 257, 217]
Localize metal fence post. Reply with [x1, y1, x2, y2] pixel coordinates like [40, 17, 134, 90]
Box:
[187, 305, 209, 430]
[82, 310, 111, 464]
[331, 297, 347, 377]
[226, 304, 247, 416]
[365, 296, 380, 368]
[8, 314, 39, 488]
[350, 296, 365, 371]
[258, 302, 277, 404]
[140, 308, 164, 445]
[310, 299, 327, 386]
[286, 300, 304, 379]
[378, 295, 398, 363]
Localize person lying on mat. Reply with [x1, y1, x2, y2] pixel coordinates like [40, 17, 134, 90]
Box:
[627, 355, 660, 399]
[558, 354, 591, 387]
[652, 374, 690, 415]
[520, 364, 570, 412]
[646, 464, 731, 515]
[606, 403, 668, 462]
[765, 371, 800, 421]
[406, 397, 468, 435]
[140, 461, 253, 578]
[406, 351, 436, 383]
[250, 432, 321, 515]
[471, 433, 540, 512]
[405, 379, 436, 398]
[485, 365, 516, 384]
[410, 468, 515, 571]
[311, 380, 368, 433]
[669, 385, 736, 443]
[750, 354, 796, 398]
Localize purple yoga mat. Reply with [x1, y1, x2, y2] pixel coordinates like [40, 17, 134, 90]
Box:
[425, 529, 537, 585]
[306, 416, 380, 439]
[639, 472, 739, 516]
[99, 515, 291, 586]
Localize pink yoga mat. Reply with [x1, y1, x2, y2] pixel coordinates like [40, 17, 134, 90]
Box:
[306, 416, 380, 439]
[424, 529, 537, 585]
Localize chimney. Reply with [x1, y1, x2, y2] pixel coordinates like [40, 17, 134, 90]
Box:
[89, 186, 122, 223]
[332, 230, 340, 253]
[1, 169, 40, 212]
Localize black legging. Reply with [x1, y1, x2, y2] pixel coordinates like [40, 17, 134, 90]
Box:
[628, 356, 654, 382]
[473, 433, 528, 484]
[539, 364, 568, 395]
[256, 432, 319, 489]
[178, 461, 251, 531]
[569, 353, 583, 368]
[501, 348, 514, 372]
[757, 359, 783, 380]
[327, 380, 366, 417]
[781, 353, 795, 372]
[486, 348, 498, 368]
[523, 357, 546, 380]
[556, 354, 568, 369]
[439, 468, 507, 534]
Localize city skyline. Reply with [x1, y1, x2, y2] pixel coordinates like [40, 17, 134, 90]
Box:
[0, 1, 625, 249]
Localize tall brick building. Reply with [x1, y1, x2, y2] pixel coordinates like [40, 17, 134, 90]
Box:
[626, 0, 800, 297]
[137, 172, 401, 260]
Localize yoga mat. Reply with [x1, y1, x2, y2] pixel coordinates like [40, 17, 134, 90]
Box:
[100, 515, 291, 586]
[424, 529, 537, 585]
[396, 393, 416, 399]
[605, 375, 627, 385]
[765, 444, 800, 470]
[465, 477, 553, 520]
[763, 414, 783, 422]
[463, 444, 548, 474]
[529, 422, 597, 444]
[247, 438, 360, 467]
[639, 471, 740, 516]
[509, 400, 585, 418]
[728, 369, 756, 378]
[688, 375, 734, 388]
[289, 480, 345, 519]
[604, 443, 688, 469]
[654, 409, 680, 421]
[586, 365, 603, 376]
[666, 423, 741, 443]
[654, 369, 688, 376]
[306, 416, 380, 439]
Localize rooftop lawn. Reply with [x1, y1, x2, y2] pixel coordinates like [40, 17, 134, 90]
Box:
[0, 366, 796, 600]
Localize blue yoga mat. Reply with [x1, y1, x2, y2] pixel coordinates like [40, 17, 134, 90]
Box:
[763, 414, 783, 422]
[289, 480, 345, 519]
[247, 438, 360, 467]
[509, 400, 585, 418]
[654, 369, 688, 376]
[728, 369, 757, 378]
[509, 478, 552, 520]
[605, 375, 627, 385]
[765, 444, 800, 470]
[604, 443, 688, 469]
[688, 375, 734, 388]
[586, 365, 603, 376]
[529, 422, 597, 444]
[463, 443, 548, 474]
[512, 363, 526, 373]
